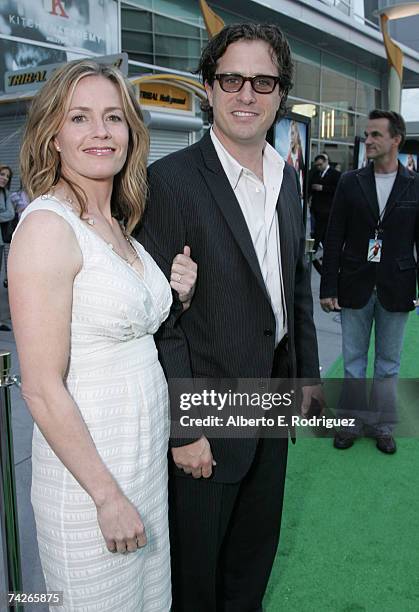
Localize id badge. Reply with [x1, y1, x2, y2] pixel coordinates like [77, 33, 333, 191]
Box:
[368, 238, 382, 262]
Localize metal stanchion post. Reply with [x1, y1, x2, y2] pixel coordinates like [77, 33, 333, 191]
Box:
[0, 351, 23, 610]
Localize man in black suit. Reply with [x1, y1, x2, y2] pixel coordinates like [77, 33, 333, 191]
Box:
[137, 23, 322, 612]
[320, 110, 419, 455]
[309, 154, 340, 255]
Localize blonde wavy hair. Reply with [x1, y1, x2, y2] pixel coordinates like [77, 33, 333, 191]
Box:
[20, 59, 149, 233]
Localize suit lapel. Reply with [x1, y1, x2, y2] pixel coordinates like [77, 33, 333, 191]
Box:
[276, 176, 294, 317]
[198, 132, 270, 300]
[382, 162, 414, 222]
[357, 163, 380, 222]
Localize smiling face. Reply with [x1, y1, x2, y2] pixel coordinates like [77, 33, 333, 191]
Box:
[364, 118, 400, 164]
[54, 75, 129, 186]
[205, 39, 282, 151]
[0, 167, 11, 189]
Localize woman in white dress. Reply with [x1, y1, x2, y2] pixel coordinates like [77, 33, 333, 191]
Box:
[9, 60, 197, 611]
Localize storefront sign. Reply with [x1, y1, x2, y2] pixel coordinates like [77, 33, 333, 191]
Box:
[0, 0, 118, 54]
[5, 53, 128, 94]
[5, 62, 57, 93]
[139, 82, 192, 112]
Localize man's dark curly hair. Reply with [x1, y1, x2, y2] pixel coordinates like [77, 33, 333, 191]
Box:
[197, 23, 294, 123]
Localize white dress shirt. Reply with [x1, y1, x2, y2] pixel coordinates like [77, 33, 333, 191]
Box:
[210, 129, 287, 345]
[320, 164, 330, 178]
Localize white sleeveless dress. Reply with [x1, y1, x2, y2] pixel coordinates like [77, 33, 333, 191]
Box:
[18, 196, 172, 611]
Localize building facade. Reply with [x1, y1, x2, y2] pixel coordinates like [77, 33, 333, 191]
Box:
[1, 0, 419, 186]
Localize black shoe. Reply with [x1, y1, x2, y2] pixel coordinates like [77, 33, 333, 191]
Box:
[376, 436, 396, 454]
[3, 279, 7, 288]
[0, 324, 11, 331]
[334, 431, 357, 449]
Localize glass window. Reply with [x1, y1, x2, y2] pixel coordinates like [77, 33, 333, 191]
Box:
[322, 52, 356, 79]
[356, 82, 378, 115]
[321, 68, 356, 111]
[155, 14, 200, 38]
[310, 141, 320, 166]
[290, 39, 321, 64]
[121, 8, 152, 31]
[314, 142, 355, 172]
[334, 0, 351, 17]
[319, 107, 355, 142]
[121, 6, 206, 73]
[155, 56, 195, 72]
[122, 31, 153, 56]
[355, 113, 368, 138]
[291, 60, 320, 103]
[127, 52, 154, 65]
[357, 65, 381, 89]
[289, 100, 320, 140]
[155, 35, 201, 58]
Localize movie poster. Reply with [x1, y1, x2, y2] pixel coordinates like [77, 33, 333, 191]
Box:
[398, 153, 418, 173]
[272, 114, 310, 222]
[274, 117, 308, 195]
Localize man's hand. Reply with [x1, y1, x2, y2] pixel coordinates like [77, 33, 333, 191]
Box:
[311, 184, 323, 191]
[320, 297, 341, 313]
[171, 435, 216, 479]
[300, 384, 326, 417]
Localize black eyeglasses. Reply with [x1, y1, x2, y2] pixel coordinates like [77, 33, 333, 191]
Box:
[214, 73, 280, 94]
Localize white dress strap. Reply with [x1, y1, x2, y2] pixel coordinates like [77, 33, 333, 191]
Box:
[14, 194, 87, 250]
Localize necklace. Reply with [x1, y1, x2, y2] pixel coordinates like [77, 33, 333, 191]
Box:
[63, 194, 140, 268]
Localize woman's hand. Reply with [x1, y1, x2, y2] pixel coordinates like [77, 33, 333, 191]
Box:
[170, 245, 197, 311]
[96, 488, 146, 554]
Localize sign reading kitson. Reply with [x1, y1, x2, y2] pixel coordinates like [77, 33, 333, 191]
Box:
[139, 82, 193, 112]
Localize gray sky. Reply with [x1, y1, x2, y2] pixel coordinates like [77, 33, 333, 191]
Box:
[402, 88, 419, 121]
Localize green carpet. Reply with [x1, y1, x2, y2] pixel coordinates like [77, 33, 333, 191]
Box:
[264, 312, 419, 611]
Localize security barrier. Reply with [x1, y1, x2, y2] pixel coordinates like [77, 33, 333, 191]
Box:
[0, 351, 23, 610]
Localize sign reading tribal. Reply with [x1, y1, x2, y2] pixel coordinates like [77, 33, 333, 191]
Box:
[5, 54, 128, 94]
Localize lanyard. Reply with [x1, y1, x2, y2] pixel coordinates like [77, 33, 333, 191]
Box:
[374, 170, 398, 238]
[374, 197, 391, 240]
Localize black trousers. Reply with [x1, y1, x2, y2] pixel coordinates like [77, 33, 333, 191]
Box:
[169, 436, 289, 612]
[312, 211, 330, 251]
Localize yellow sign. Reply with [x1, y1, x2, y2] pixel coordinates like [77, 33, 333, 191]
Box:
[7, 69, 48, 88]
[139, 82, 192, 112]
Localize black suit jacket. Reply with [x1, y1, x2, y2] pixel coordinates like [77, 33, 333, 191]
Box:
[320, 162, 419, 311]
[136, 131, 320, 483]
[309, 167, 341, 218]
